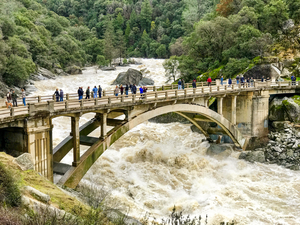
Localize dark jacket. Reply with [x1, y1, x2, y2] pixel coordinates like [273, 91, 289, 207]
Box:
[60, 90, 63, 98]
[12, 92, 18, 100]
[54, 90, 59, 97]
[178, 80, 182, 85]
[125, 85, 129, 91]
[86, 88, 90, 96]
[132, 85, 137, 93]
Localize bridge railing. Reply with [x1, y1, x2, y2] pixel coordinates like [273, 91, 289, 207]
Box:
[0, 80, 299, 119]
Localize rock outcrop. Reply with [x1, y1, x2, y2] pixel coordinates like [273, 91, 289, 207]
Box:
[13, 153, 34, 171]
[269, 97, 300, 122]
[243, 64, 281, 80]
[65, 65, 82, 75]
[112, 68, 154, 86]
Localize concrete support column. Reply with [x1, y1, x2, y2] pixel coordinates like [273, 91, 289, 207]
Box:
[231, 95, 237, 125]
[71, 116, 80, 167]
[251, 92, 269, 137]
[204, 98, 208, 108]
[100, 112, 107, 139]
[217, 97, 223, 115]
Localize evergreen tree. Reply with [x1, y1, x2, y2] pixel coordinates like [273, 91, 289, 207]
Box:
[140, 0, 153, 33]
[103, 21, 115, 66]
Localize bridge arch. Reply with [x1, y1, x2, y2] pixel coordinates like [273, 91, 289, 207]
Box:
[59, 104, 246, 188]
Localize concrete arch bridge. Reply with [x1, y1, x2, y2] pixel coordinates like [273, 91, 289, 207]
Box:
[0, 81, 298, 188]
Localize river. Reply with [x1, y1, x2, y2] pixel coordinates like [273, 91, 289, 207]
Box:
[30, 59, 300, 225]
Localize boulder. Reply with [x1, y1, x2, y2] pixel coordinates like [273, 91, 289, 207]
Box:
[239, 151, 265, 163]
[112, 68, 152, 85]
[282, 98, 300, 122]
[280, 68, 291, 78]
[31, 68, 56, 81]
[206, 144, 233, 157]
[269, 98, 286, 121]
[271, 121, 292, 130]
[243, 64, 280, 80]
[13, 153, 34, 171]
[24, 186, 51, 204]
[139, 77, 154, 86]
[100, 66, 116, 71]
[65, 65, 82, 74]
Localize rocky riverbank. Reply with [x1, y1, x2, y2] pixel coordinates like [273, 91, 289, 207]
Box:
[239, 122, 300, 170]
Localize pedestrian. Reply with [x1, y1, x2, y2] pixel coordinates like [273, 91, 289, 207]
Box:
[120, 85, 124, 95]
[78, 87, 83, 100]
[261, 76, 265, 82]
[236, 75, 240, 84]
[132, 84, 137, 94]
[130, 84, 133, 94]
[182, 79, 185, 89]
[228, 77, 232, 87]
[178, 79, 182, 89]
[240, 75, 245, 87]
[93, 86, 98, 98]
[125, 84, 129, 96]
[86, 86, 90, 99]
[60, 89, 64, 101]
[250, 77, 254, 87]
[7, 90, 12, 104]
[139, 86, 144, 99]
[246, 78, 250, 87]
[207, 77, 212, 86]
[12, 90, 18, 107]
[220, 76, 224, 85]
[54, 88, 59, 102]
[192, 79, 197, 88]
[98, 85, 102, 98]
[21, 89, 26, 106]
[114, 85, 119, 96]
[143, 86, 147, 93]
[291, 75, 296, 85]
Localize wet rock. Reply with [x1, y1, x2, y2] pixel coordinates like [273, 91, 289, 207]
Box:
[206, 144, 233, 157]
[100, 66, 116, 71]
[139, 77, 154, 86]
[112, 68, 143, 85]
[13, 153, 34, 171]
[65, 65, 82, 75]
[244, 64, 280, 80]
[239, 151, 265, 163]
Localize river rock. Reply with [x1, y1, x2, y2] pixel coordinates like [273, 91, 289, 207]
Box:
[24, 186, 51, 204]
[206, 144, 233, 157]
[243, 64, 280, 80]
[112, 68, 154, 86]
[100, 66, 116, 71]
[239, 151, 265, 163]
[282, 98, 300, 123]
[65, 65, 82, 75]
[13, 153, 34, 171]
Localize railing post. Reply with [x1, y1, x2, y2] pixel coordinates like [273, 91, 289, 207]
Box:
[65, 101, 69, 109]
[175, 90, 178, 98]
[91, 91, 94, 98]
[217, 86, 220, 91]
[80, 99, 83, 108]
[155, 92, 158, 100]
[66, 94, 69, 100]
[103, 90, 106, 97]
[193, 88, 196, 95]
[225, 85, 227, 91]
[10, 108, 14, 117]
[52, 95, 55, 101]
[289, 81, 291, 86]
[184, 89, 187, 97]
[144, 93, 147, 100]
[95, 98, 98, 105]
[132, 94, 136, 103]
[210, 86, 212, 92]
[153, 86, 156, 92]
[232, 84, 234, 90]
[202, 87, 204, 93]
[165, 91, 168, 99]
[108, 97, 111, 104]
[162, 85, 164, 90]
[171, 84, 174, 89]
[121, 95, 125, 102]
[38, 96, 41, 103]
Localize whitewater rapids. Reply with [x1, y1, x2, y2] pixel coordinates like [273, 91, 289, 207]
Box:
[30, 59, 300, 224]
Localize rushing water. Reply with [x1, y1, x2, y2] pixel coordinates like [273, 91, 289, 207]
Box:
[31, 59, 300, 224]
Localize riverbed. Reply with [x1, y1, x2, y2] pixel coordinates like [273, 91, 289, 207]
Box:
[30, 59, 300, 224]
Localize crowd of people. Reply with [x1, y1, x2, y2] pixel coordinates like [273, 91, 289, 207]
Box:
[6, 89, 26, 108]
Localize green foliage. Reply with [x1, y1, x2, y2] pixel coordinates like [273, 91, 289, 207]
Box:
[163, 56, 179, 82]
[223, 58, 250, 78]
[0, 162, 21, 207]
[97, 55, 107, 67]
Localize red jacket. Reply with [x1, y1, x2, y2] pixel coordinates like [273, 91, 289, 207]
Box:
[207, 78, 212, 82]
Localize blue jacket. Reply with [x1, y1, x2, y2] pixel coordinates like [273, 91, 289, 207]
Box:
[93, 87, 98, 93]
[139, 87, 143, 93]
[228, 78, 232, 84]
[178, 80, 182, 85]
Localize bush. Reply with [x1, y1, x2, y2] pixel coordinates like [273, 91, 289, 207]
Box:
[0, 162, 21, 207]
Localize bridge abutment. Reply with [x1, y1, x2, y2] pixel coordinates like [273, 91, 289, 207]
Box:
[251, 91, 269, 137]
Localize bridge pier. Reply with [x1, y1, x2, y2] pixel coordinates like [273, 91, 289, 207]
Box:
[251, 91, 269, 137]
[231, 95, 237, 125]
[100, 112, 107, 139]
[26, 117, 53, 181]
[217, 97, 223, 115]
[71, 116, 80, 167]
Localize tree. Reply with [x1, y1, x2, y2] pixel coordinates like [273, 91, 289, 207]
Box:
[103, 21, 115, 66]
[156, 44, 167, 58]
[163, 56, 179, 82]
[140, 0, 153, 33]
[115, 29, 126, 64]
[96, 55, 107, 66]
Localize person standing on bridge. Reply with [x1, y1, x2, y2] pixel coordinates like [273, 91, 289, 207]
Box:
[125, 84, 129, 96]
[220, 76, 224, 85]
[21, 89, 26, 106]
[246, 78, 250, 87]
[178, 79, 182, 89]
[120, 85, 124, 95]
[236, 75, 240, 84]
[6, 91, 12, 104]
[240, 75, 245, 88]
[250, 77, 254, 87]
[114, 85, 119, 96]
[228, 77, 232, 87]
[291, 75, 296, 85]
[139, 86, 144, 99]
[98, 85, 102, 98]
[78, 87, 83, 100]
[261, 76, 265, 82]
[207, 77, 212, 86]
[92, 86, 98, 98]
[54, 88, 59, 102]
[85, 86, 90, 99]
[132, 84, 137, 94]
[182, 79, 185, 89]
[192, 79, 197, 88]
[60, 89, 64, 102]
[12, 90, 18, 107]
